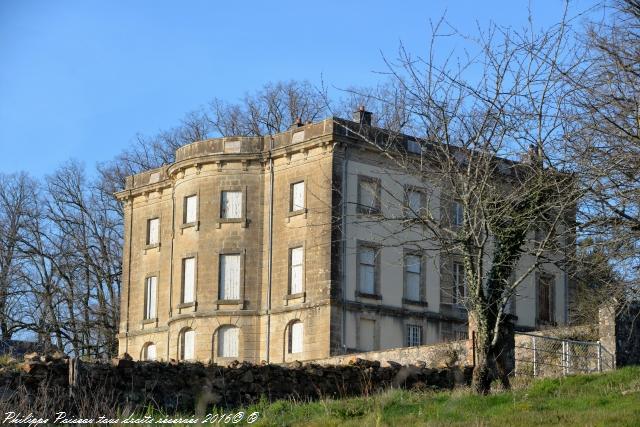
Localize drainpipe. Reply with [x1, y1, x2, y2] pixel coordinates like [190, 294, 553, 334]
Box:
[341, 143, 349, 353]
[265, 138, 275, 362]
[167, 183, 176, 360]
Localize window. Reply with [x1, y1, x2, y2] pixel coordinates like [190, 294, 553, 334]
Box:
[358, 245, 377, 295]
[184, 195, 197, 224]
[221, 191, 242, 219]
[288, 321, 303, 354]
[406, 190, 423, 217]
[404, 254, 421, 301]
[289, 247, 304, 294]
[359, 318, 376, 351]
[406, 325, 422, 347]
[537, 274, 554, 323]
[142, 342, 156, 361]
[182, 257, 195, 304]
[452, 201, 464, 226]
[290, 181, 305, 212]
[217, 325, 239, 358]
[219, 254, 240, 300]
[452, 262, 465, 305]
[180, 329, 195, 361]
[147, 218, 160, 245]
[144, 276, 157, 319]
[357, 176, 381, 214]
[406, 140, 422, 154]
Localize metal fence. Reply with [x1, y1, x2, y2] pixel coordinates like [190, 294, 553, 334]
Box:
[514, 332, 614, 377]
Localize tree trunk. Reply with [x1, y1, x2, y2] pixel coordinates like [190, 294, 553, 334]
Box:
[472, 332, 495, 394]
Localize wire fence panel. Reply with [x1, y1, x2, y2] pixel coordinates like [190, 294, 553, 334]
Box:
[514, 332, 614, 377]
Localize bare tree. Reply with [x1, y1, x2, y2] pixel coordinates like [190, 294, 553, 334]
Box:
[336, 10, 582, 393]
[568, 0, 640, 302]
[0, 173, 37, 340]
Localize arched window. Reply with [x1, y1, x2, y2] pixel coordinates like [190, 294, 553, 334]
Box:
[179, 328, 195, 361]
[288, 321, 303, 354]
[141, 342, 156, 361]
[217, 325, 239, 358]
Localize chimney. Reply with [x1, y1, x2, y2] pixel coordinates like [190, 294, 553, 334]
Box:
[352, 105, 372, 126]
[291, 117, 304, 129]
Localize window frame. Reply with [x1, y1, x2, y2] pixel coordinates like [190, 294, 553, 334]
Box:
[288, 320, 304, 354]
[356, 241, 381, 299]
[288, 246, 305, 295]
[220, 190, 243, 220]
[182, 194, 198, 227]
[146, 217, 160, 247]
[218, 253, 242, 301]
[406, 324, 423, 347]
[143, 275, 158, 320]
[289, 180, 306, 213]
[452, 200, 464, 227]
[217, 325, 240, 358]
[356, 175, 382, 215]
[403, 250, 426, 305]
[181, 256, 197, 305]
[179, 328, 195, 361]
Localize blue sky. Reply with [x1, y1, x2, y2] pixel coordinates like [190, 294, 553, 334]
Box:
[0, 1, 598, 177]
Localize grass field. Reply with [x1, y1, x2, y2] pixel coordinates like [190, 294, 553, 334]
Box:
[242, 366, 640, 427]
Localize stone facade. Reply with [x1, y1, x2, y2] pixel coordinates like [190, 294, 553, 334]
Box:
[117, 113, 571, 363]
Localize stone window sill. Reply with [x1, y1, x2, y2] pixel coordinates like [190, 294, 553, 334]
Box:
[287, 208, 307, 218]
[144, 243, 160, 252]
[178, 301, 196, 309]
[217, 218, 248, 228]
[141, 317, 158, 324]
[402, 298, 428, 307]
[285, 292, 305, 300]
[215, 299, 242, 305]
[180, 222, 198, 230]
[356, 291, 382, 300]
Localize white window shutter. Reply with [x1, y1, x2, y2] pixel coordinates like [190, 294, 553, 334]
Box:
[146, 276, 157, 318]
[185, 195, 197, 223]
[290, 322, 303, 354]
[292, 182, 305, 211]
[148, 218, 159, 245]
[220, 255, 240, 300]
[183, 258, 195, 303]
[146, 343, 156, 361]
[405, 255, 421, 301]
[290, 247, 303, 294]
[222, 191, 242, 219]
[218, 326, 239, 357]
[183, 330, 195, 360]
[360, 181, 377, 209]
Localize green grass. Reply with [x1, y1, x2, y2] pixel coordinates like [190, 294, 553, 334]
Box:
[241, 366, 640, 427]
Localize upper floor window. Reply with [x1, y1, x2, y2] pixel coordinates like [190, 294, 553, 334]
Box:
[288, 321, 303, 354]
[406, 324, 422, 347]
[182, 257, 196, 304]
[221, 191, 242, 219]
[358, 245, 378, 295]
[290, 181, 305, 212]
[452, 200, 464, 226]
[147, 218, 160, 245]
[289, 247, 304, 294]
[406, 140, 422, 154]
[406, 190, 424, 218]
[452, 261, 465, 305]
[404, 254, 422, 301]
[144, 276, 157, 319]
[184, 195, 197, 224]
[357, 176, 381, 215]
[219, 254, 241, 300]
[218, 325, 239, 358]
[180, 328, 195, 361]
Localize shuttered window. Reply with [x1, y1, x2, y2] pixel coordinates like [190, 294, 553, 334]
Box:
[218, 326, 239, 357]
[144, 343, 156, 361]
[181, 329, 195, 361]
[291, 182, 305, 211]
[219, 254, 240, 300]
[359, 319, 375, 351]
[358, 246, 377, 295]
[184, 195, 197, 224]
[182, 258, 195, 303]
[406, 325, 422, 347]
[407, 190, 422, 216]
[221, 191, 242, 219]
[290, 247, 304, 294]
[289, 321, 303, 354]
[453, 262, 465, 305]
[144, 276, 157, 319]
[405, 254, 421, 301]
[537, 275, 554, 323]
[147, 218, 160, 245]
